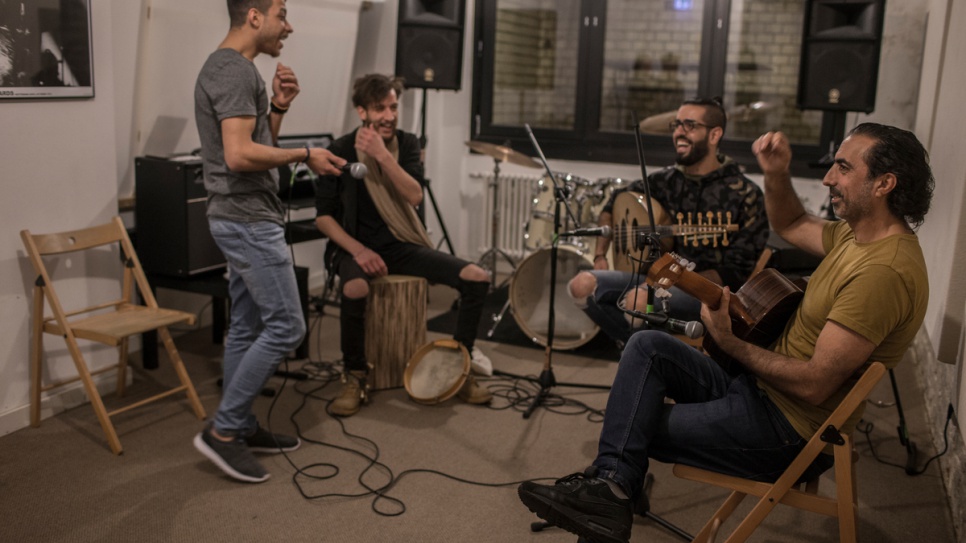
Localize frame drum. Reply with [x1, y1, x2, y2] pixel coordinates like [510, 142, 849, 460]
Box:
[404, 339, 470, 405]
[509, 246, 599, 350]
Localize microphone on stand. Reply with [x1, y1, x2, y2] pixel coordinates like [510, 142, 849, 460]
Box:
[342, 162, 368, 179]
[627, 310, 705, 340]
[560, 225, 612, 238]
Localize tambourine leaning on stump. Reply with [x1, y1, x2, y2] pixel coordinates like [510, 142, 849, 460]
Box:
[404, 339, 471, 405]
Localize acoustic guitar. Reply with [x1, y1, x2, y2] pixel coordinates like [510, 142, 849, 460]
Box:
[611, 191, 739, 273]
[645, 252, 804, 375]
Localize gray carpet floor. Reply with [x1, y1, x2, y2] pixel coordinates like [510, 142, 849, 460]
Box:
[0, 284, 957, 543]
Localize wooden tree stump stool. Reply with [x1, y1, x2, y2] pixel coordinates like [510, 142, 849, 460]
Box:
[365, 275, 427, 391]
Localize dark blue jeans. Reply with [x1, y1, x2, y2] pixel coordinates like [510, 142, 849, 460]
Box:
[581, 270, 702, 345]
[592, 331, 833, 498]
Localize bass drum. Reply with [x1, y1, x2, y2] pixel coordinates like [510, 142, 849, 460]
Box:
[509, 246, 599, 350]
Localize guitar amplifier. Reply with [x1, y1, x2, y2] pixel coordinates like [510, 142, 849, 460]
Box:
[135, 156, 227, 277]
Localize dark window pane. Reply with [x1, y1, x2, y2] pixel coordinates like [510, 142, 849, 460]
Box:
[493, 0, 581, 129]
[600, 0, 703, 133]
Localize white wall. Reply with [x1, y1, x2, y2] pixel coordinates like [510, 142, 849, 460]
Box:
[0, 0, 121, 433]
[0, 0, 367, 434]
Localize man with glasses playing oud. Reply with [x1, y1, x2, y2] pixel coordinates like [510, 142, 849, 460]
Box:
[568, 97, 769, 348]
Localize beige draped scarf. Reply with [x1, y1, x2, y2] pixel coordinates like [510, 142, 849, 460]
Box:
[358, 137, 432, 248]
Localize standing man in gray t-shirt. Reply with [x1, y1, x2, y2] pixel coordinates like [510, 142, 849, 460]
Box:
[192, 0, 344, 483]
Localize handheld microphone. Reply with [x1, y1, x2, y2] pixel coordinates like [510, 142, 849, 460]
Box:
[342, 162, 368, 179]
[631, 311, 705, 340]
[560, 225, 612, 238]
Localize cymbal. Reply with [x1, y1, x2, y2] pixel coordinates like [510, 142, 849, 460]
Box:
[638, 101, 778, 134]
[465, 140, 542, 169]
[638, 110, 679, 135]
[730, 101, 776, 122]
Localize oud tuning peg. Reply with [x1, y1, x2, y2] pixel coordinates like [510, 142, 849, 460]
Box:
[685, 260, 697, 271]
[722, 211, 732, 246]
[654, 287, 672, 298]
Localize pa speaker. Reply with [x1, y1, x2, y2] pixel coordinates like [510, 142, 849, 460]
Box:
[395, 0, 466, 90]
[797, 0, 885, 112]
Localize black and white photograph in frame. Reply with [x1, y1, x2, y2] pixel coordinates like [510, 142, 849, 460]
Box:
[0, 0, 93, 99]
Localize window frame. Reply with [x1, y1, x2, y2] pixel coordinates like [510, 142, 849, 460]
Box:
[470, 0, 840, 177]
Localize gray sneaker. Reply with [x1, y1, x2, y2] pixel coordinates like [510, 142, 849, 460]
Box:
[193, 423, 270, 483]
[244, 424, 301, 454]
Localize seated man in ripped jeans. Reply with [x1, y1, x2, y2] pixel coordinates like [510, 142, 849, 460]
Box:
[569, 98, 768, 348]
[315, 74, 493, 416]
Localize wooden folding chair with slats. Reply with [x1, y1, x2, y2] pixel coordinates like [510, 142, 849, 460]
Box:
[672, 361, 887, 543]
[21, 216, 206, 455]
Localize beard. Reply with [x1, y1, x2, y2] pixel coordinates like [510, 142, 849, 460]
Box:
[675, 136, 711, 167]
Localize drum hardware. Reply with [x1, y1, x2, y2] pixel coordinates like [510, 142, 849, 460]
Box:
[466, 140, 542, 289]
[490, 125, 611, 421]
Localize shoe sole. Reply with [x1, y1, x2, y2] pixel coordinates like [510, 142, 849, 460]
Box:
[518, 486, 628, 543]
[248, 439, 301, 454]
[193, 433, 270, 483]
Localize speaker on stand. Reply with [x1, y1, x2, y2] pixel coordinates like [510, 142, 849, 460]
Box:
[395, 0, 466, 91]
[797, 0, 886, 171]
[797, 0, 885, 113]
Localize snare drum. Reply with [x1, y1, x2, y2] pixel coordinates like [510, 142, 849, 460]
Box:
[509, 245, 599, 350]
[524, 173, 593, 252]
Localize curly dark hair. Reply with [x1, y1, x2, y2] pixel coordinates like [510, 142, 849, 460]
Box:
[682, 96, 727, 134]
[227, 0, 273, 28]
[848, 123, 934, 228]
[351, 74, 406, 110]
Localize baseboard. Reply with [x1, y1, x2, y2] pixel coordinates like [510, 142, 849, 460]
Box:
[0, 369, 131, 437]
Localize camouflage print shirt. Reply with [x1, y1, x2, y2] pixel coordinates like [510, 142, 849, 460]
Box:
[602, 155, 769, 290]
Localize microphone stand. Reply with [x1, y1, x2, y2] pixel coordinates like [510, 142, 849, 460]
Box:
[493, 124, 610, 419]
[623, 117, 665, 325]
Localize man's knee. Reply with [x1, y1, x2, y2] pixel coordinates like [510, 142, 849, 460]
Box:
[569, 271, 597, 300]
[342, 278, 369, 300]
[458, 263, 489, 283]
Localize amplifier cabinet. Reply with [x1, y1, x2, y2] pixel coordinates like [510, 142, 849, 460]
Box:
[135, 156, 226, 277]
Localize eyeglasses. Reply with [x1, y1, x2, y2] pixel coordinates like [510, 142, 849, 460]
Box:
[668, 119, 713, 133]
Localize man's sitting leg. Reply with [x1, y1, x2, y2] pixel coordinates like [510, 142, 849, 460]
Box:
[332, 278, 370, 417]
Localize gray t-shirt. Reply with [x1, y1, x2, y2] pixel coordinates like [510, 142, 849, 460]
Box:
[194, 48, 284, 225]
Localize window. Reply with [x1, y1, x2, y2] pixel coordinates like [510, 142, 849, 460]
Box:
[472, 0, 834, 174]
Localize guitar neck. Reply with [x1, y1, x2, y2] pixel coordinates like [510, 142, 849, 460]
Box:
[646, 257, 754, 323]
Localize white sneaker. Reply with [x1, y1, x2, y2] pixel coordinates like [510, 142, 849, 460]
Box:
[470, 347, 494, 376]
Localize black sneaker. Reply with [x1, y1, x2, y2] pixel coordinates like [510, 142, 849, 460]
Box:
[193, 424, 270, 483]
[244, 424, 301, 453]
[518, 472, 633, 543]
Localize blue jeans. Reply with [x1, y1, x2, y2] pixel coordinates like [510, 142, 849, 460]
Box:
[592, 331, 832, 498]
[208, 219, 306, 435]
[582, 270, 701, 345]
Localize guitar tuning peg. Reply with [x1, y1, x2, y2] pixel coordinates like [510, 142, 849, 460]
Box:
[654, 287, 671, 298]
[685, 260, 697, 272]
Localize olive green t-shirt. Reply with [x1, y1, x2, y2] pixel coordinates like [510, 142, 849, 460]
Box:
[760, 220, 928, 440]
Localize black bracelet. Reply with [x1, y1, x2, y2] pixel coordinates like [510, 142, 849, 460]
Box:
[270, 99, 289, 115]
[303, 145, 311, 163]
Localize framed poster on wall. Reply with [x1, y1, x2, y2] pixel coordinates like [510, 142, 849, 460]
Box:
[0, 0, 94, 99]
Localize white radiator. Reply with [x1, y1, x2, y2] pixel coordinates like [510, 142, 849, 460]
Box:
[472, 172, 541, 263]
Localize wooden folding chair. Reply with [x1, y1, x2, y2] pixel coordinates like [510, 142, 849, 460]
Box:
[672, 361, 887, 543]
[21, 216, 206, 455]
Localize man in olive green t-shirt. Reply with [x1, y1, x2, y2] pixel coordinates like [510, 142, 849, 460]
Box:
[517, 123, 934, 543]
